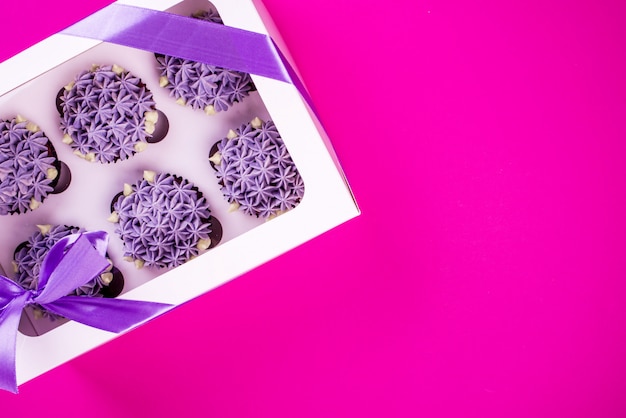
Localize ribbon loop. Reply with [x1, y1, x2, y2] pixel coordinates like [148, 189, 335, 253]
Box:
[35, 236, 110, 304]
[0, 276, 27, 307]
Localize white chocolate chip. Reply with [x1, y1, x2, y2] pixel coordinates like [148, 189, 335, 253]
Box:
[228, 202, 240, 213]
[90, 64, 99, 72]
[123, 256, 134, 263]
[204, 105, 216, 115]
[176, 97, 187, 106]
[12, 261, 18, 273]
[134, 259, 145, 269]
[29, 198, 41, 211]
[26, 122, 39, 132]
[123, 183, 133, 196]
[85, 152, 96, 162]
[73, 150, 86, 159]
[112, 64, 125, 75]
[15, 115, 26, 123]
[196, 238, 212, 251]
[100, 272, 113, 285]
[250, 117, 263, 129]
[104, 259, 113, 272]
[159, 76, 170, 87]
[36, 224, 52, 236]
[46, 167, 58, 180]
[33, 309, 43, 320]
[62, 134, 73, 144]
[143, 170, 156, 183]
[107, 211, 119, 223]
[64, 81, 75, 91]
[134, 141, 148, 152]
[144, 110, 159, 124]
[208, 152, 222, 165]
[144, 121, 155, 135]
[226, 129, 238, 140]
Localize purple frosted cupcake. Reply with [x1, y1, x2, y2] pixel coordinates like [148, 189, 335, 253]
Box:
[58, 64, 168, 163]
[13, 224, 123, 319]
[209, 117, 305, 219]
[0, 116, 70, 215]
[155, 10, 256, 114]
[109, 171, 222, 269]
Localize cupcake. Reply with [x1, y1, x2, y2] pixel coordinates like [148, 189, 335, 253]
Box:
[0, 116, 71, 215]
[109, 171, 222, 269]
[155, 10, 256, 114]
[209, 117, 305, 219]
[58, 64, 169, 163]
[13, 224, 124, 319]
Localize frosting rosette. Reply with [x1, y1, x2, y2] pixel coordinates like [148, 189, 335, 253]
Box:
[0, 116, 60, 215]
[110, 171, 214, 268]
[210, 117, 305, 218]
[155, 10, 256, 114]
[59, 64, 161, 163]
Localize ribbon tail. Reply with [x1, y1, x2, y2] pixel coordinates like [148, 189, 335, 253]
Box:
[42, 296, 172, 333]
[0, 292, 30, 394]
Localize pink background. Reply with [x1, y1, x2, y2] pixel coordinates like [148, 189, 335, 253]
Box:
[1, 0, 626, 416]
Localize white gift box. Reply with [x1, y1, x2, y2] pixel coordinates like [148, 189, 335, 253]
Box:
[0, 0, 358, 388]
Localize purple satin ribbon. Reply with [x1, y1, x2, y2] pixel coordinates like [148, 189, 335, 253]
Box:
[0, 232, 171, 394]
[61, 3, 292, 83]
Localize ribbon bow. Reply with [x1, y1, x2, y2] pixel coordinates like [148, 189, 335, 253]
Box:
[0, 231, 171, 393]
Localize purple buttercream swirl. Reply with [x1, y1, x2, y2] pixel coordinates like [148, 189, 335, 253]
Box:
[155, 10, 255, 113]
[13, 225, 109, 318]
[60, 65, 157, 163]
[215, 119, 304, 218]
[113, 172, 212, 268]
[0, 118, 56, 215]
